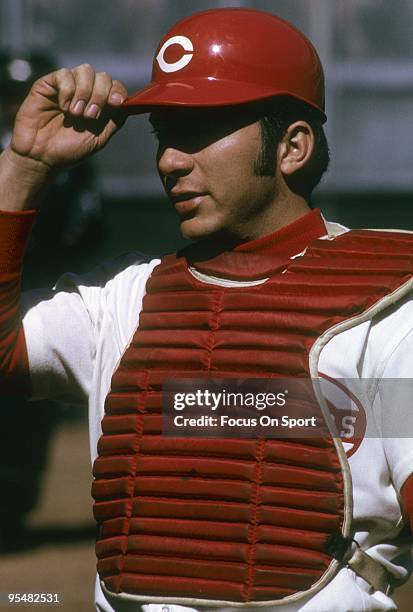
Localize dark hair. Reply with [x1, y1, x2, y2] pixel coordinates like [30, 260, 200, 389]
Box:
[254, 97, 330, 196]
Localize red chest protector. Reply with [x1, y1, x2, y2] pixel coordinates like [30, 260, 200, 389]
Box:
[92, 227, 413, 607]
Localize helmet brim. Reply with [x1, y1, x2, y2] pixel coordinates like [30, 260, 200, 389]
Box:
[122, 77, 326, 122]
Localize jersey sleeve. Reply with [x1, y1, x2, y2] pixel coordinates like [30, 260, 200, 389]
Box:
[22, 250, 143, 403]
[21, 272, 99, 403]
[22, 248, 159, 404]
[0, 207, 101, 403]
[0, 208, 155, 404]
[375, 319, 413, 496]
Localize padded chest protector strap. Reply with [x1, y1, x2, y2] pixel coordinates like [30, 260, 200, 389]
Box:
[93, 229, 413, 607]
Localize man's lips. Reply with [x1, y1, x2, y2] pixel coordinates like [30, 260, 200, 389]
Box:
[169, 191, 207, 216]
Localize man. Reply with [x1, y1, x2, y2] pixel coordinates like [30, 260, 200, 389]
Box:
[0, 8, 413, 612]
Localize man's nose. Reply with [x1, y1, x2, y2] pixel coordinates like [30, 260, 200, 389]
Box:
[157, 147, 195, 180]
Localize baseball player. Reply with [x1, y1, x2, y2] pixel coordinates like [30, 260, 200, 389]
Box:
[0, 8, 413, 612]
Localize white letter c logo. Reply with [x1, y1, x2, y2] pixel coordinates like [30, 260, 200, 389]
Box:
[156, 35, 194, 73]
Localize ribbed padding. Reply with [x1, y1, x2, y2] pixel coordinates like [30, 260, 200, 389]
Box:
[92, 230, 413, 602]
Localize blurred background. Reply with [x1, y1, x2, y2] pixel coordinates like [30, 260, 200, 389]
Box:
[1, 0, 413, 610]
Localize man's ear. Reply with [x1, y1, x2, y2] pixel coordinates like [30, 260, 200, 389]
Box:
[278, 121, 314, 176]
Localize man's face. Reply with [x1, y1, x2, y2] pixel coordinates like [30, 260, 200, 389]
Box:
[151, 108, 280, 242]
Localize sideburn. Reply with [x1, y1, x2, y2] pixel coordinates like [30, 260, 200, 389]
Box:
[254, 116, 282, 177]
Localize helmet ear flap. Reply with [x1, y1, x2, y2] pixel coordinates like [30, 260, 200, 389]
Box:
[122, 8, 326, 122]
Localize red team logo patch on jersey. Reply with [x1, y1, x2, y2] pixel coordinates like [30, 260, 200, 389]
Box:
[320, 373, 367, 458]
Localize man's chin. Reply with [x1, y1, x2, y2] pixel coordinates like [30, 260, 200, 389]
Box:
[179, 217, 220, 242]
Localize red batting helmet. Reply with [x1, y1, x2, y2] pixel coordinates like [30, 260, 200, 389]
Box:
[123, 8, 326, 121]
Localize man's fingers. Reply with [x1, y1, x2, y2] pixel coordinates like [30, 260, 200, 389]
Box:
[108, 80, 128, 106]
[69, 64, 96, 116]
[53, 68, 76, 111]
[37, 65, 127, 119]
[84, 71, 113, 119]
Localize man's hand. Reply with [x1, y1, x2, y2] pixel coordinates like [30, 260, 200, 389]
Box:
[11, 64, 128, 168]
[0, 64, 128, 211]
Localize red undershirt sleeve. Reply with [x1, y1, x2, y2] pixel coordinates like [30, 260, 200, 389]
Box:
[0, 209, 37, 395]
[401, 474, 413, 533]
